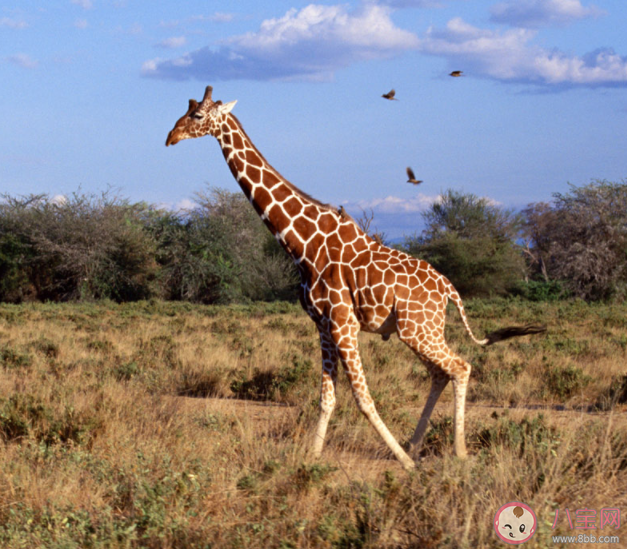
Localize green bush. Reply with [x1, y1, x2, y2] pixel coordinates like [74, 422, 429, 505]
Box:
[402, 190, 525, 297]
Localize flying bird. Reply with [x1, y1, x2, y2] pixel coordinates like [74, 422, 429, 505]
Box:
[381, 89, 397, 100]
[449, 71, 464, 77]
[406, 167, 423, 185]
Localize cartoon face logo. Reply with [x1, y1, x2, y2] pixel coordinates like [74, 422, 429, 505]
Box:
[494, 502, 536, 544]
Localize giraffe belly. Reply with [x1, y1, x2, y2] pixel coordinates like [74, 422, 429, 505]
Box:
[355, 302, 396, 335]
[372, 311, 396, 337]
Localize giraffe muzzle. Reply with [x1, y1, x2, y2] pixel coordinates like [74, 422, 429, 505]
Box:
[165, 130, 180, 146]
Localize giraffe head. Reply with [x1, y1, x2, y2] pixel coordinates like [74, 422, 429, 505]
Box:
[165, 86, 237, 146]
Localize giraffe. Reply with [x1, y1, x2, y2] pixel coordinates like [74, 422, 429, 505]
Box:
[166, 86, 545, 470]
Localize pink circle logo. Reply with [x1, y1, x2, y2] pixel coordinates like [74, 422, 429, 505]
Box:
[494, 502, 536, 544]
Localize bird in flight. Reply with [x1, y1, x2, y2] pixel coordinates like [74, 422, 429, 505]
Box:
[381, 89, 397, 100]
[449, 71, 464, 77]
[406, 167, 423, 185]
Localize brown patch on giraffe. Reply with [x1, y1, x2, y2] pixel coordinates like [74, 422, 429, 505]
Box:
[395, 284, 410, 300]
[271, 183, 292, 203]
[339, 223, 359, 243]
[284, 230, 305, 258]
[293, 215, 316, 238]
[246, 165, 261, 183]
[305, 233, 325, 262]
[227, 117, 238, 131]
[341, 245, 357, 264]
[283, 197, 304, 217]
[232, 132, 244, 150]
[375, 305, 391, 321]
[302, 205, 320, 221]
[221, 133, 232, 145]
[325, 233, 343, 257]
[369, 269, 384, 287]
[264, 171, 281, 187]
[245, 150, 263, 167]
[317, 213, 338, 235]
[423, 277, 438, 292]
[314, 248, 331, 273]
[329, 289, 343, 306]
[268, 204, 290, 231]
[384, 269, 395, 286]
[253, 187, 273, 213]
[228, 157, 245, 179]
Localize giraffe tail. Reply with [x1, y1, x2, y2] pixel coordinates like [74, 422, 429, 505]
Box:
[447, 286, 546, 346]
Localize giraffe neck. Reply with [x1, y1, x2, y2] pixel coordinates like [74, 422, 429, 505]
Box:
[215, 113, 341, 263]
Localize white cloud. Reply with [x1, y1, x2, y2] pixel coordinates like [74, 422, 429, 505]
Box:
[4, 53, 38, 69]
[51, 195, 68, 206]
[351, 193, 440, 214]
[175, 198, 197, 211]
[1, 17, 28, 29]
[143, 4, 418, 81]
[71, 0, 93, 9]
[142, 3, 627, 89]
[418, 17, 627, 87]
[155, 198, 198, 212]
[490, 0, 604, 28]
[156, 36, 187, 49]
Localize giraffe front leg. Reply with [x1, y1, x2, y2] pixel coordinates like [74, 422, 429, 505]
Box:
[333, 319, 415, 471]
[311, 329, 338, 458]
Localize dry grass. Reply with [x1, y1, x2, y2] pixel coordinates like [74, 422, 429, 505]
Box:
[0, 298, 626, 548]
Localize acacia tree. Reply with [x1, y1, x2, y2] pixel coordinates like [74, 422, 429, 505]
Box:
[155, 188, 298, 304]
[0, 191, 157, 302]
[523, 180, 627, 301]
[402, 189, 526, 297]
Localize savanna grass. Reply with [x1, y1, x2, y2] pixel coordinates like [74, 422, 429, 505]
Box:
[0, 298, 626, 548]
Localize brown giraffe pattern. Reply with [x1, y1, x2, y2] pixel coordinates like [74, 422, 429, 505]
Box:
[166, 86, 545, 470]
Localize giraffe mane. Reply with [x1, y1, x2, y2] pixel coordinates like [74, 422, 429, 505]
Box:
[228, 113, 337, 214]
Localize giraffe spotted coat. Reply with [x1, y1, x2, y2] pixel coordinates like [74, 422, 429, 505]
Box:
[166, 86, 543, 470]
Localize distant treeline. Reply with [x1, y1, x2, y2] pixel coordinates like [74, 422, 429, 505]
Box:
[1, 179, 626, 304]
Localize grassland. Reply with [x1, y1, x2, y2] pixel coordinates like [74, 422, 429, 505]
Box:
[0, 298, 626, 548]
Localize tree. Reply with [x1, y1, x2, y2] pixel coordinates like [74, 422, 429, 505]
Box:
[523, 180, 627, 301]
[1, 191, 158, 302]
[402, 190, 526, 297]
[155, 188, 298, 304]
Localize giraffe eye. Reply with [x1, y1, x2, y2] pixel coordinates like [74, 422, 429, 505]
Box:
[191, 112, 204, 120]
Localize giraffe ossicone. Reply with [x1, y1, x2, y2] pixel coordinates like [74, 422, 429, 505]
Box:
[166, 85, 546, 471]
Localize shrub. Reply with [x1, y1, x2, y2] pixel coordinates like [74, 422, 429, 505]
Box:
[523, 180, 627, 301]
[402, 190, 526, 297]
[0, 191, 157, 302]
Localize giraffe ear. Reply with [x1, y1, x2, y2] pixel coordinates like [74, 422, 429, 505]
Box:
[218, 100, 237, 115]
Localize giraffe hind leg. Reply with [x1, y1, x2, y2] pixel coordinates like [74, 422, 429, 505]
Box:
[396, 309, 471, 458]
[407, 365, 449, 457]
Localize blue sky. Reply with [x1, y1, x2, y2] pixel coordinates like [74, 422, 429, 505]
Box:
[2, 0, 626, 238]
